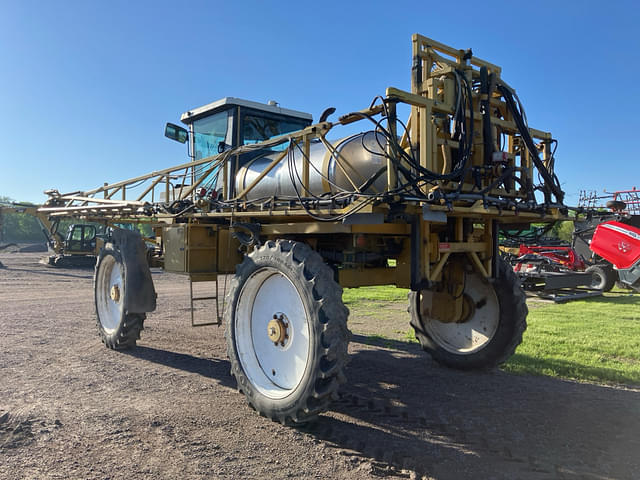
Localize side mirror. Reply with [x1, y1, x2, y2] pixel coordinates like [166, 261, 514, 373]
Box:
[164, 123, 189, 144]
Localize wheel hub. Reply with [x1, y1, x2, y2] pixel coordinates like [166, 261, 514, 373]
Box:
[267, 313, 289, 346]
[110, 285, 120, 302]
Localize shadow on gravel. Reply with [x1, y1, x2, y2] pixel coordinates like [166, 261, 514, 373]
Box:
[350, 333, 421, 354]
[107, 335, 640, 478]
[3, 267, 93, 279]
[304, 345, 640, 480]
[123, 345, 236, 388]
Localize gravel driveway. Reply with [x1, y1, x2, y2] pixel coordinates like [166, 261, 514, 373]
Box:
[1, 251, 639, 479]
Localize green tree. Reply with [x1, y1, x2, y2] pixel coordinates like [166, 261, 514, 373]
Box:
[550, 220, 575, 243]
[0, 196, 49, 244]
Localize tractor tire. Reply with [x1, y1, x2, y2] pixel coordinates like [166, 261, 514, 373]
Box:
[586, 264, 616, 292]
[409, 256, 527, 370]
[94, 248, 144, 349]
[224, 239, 350, 424]
[606, 200, 626, 212]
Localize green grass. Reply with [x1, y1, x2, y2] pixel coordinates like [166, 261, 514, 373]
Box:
[345, 285, 640, 386]
[403, 328, 418, 343]
[503, 291, 640, 386]
[342, 285, 409, 304]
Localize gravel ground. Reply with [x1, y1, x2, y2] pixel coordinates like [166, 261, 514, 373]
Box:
[1, 251, 639, 479]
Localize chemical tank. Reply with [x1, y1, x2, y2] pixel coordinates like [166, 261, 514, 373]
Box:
[235, 131, 388, 201]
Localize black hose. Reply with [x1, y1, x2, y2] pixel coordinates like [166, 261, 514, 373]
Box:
[497, 84, 564, 204]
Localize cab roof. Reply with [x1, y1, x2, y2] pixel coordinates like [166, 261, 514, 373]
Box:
[180, 97, 313, 125]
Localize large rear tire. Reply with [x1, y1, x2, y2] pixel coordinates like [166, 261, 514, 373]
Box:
[94, 249, 144, 349]
[409, 257, 527, 370]
[225, 240, 349, 424]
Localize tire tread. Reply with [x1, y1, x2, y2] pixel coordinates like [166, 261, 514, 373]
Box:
[224, 240, 350, 424]
[409, 257, 527, 370]
[94, 249, 145, 350]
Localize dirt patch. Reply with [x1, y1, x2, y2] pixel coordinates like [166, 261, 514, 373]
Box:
[0, 411, 63, 450]
[1, 251, 639, 479]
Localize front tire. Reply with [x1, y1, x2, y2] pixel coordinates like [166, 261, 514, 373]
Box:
[409, 256, 527, 370]
[94, 248, 144, 349]
[225, 240, 349, 424]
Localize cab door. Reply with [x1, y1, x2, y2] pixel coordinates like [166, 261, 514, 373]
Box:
[65, 225, 97, 254]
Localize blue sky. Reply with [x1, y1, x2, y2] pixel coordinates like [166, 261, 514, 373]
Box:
[1, 0, 639, 205]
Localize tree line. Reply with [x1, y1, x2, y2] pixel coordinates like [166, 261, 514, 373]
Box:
[0, 196, 51, 243]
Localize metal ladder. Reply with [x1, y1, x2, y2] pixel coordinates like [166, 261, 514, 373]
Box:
[188, 273, 222, 327]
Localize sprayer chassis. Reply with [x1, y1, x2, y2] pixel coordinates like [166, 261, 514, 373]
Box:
[40, 35, 568, 424]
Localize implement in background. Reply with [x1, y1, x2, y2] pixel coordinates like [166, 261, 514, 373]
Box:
[1, 202, 104, 267]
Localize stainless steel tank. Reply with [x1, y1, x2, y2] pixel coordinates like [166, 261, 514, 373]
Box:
[235, 131, 388, 201]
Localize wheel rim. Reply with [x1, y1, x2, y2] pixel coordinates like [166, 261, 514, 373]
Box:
[423, 273, 500, 355]
[234, 267, 310, 400]
[96, 255, 124, 334]
[590, 271, 604, 289]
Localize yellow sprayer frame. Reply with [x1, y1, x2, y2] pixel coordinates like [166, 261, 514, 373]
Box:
[40, 35, 567, 292]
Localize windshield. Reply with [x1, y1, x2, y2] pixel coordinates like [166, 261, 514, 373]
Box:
[243, 113, 309, 151]
[192, 110, 233, 160]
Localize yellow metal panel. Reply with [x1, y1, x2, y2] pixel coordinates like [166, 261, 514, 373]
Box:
[351, 224, 411, 235]
[187, 225, 217, 273]
[260, 222, 411, 236]
[261, 223, 351, 235]
[217, 228, 243, 274]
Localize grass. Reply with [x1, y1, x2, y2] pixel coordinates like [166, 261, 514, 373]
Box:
[345, 286, 640, 386]
[342, 286, 411, 319]
[503, 291, 640, 386]
[342, 285, 409, 304]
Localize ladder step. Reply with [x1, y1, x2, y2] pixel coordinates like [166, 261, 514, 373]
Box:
[189, 276, 221, 327]
[191, 319, 222, 327]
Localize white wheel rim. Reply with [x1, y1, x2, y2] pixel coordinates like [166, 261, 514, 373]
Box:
[235, 267, 310, 400]
[96, 255, 124, 334]
[423, 273, 499, 355]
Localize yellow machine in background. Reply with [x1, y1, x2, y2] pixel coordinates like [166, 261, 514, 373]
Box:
[0, 203, 104, 266]
[39, 34, 569, 424]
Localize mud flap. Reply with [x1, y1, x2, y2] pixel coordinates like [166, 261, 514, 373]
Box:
[618, 263, 640, 290]
[109, 228, 156, 313]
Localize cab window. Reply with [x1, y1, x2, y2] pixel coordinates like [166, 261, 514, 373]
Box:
[71, 227, 83, 241]
[192, 110, 233, 160]
[242, 113, 309, 151]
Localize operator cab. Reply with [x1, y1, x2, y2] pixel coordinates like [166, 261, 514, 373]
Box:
[65, 224, 97, 254]
[164, 98, 312, 200]
[165, 97, 313, 160]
